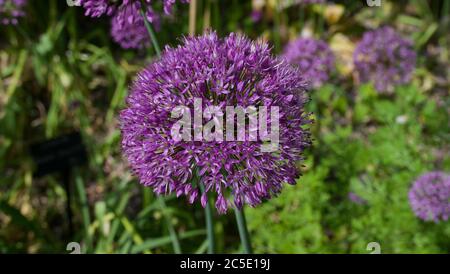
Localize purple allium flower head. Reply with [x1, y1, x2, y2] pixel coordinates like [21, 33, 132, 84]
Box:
[408, 171, 450, 223]
[79, 0, 188, 49]
[353, 26, 416, 93]
[110, 3, 154, 49]
[0, 0, 27, 25]
[79, 0, 188, 18]
[282, 37, 335, 88]
[120, 32, 312, 214]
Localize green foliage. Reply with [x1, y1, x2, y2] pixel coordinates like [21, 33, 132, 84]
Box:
[247, 83, 450, 253]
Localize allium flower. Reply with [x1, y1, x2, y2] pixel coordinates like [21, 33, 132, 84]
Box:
[110, 3, 154, 49]
[79, 0, 188, 18]
[282, 37, 335, 88]
[0, 0, 27, 25]
[408, 171, 450, 223]
[353, 26, 416, 93]
[79, 0, 189, 49]
[120, 32, 312, 214]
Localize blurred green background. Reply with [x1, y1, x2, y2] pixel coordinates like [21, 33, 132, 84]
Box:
[0, 0, 449, 253]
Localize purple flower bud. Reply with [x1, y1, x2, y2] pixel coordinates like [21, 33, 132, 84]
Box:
[200, 193, 208, 208]
[215, 195, 228, 214]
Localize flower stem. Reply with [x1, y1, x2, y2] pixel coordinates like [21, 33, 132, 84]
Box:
[234, 207, 253, 254]
[189, 0, 197, 36]
[139, 4, 161, 56]
[199, 184, 215, 254]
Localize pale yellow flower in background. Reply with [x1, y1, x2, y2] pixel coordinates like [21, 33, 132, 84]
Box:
[329, 33, 355, 77]
[324, 4, 344, 25]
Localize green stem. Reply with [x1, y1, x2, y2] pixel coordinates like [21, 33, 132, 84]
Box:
[139, 5, 161, 56]
[299, 6, 304, 31]
[199, 184, 215, 254]
[234, 207, 253, 254]
[74, 169, 92, 251]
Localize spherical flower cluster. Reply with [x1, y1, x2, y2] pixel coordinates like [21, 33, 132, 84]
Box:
[282, 37, 335, 88]
[120, 32, 312, 214]
[79, 0, 189, 49]
[110, 3, 155, 49]
[408, 171, 450, 223]
[353, 26, 416, 93]
[0, 0, 27, 25]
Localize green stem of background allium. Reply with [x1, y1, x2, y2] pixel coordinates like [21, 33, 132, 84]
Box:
[139, 5, 181, 253]
[139, 6, 161, 56]
[189, 0, 197, 35]
[199, 183, 215, 254]
[234, 207, 253, 254]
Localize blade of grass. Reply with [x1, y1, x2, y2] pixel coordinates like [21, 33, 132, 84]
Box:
[158, 197, 182, 253]
[130, 229, 205, 254]
[5, 50, 28, 105]
[74, 170, 92, 251]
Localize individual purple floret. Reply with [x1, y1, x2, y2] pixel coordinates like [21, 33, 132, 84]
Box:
[78, 0, 188, 49]
[120, 32, 312, 214]
[0, 0, 27, 25]
[408, 171, 450, 223]
[282, 37, 335, 88]
[353, 26, 416, 93]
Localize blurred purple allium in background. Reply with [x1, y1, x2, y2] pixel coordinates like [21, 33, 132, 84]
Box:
[348, 192, 367, 205]
[79, 0, 189, 49]
[250, 10, 263, 23]
[79, 0, 188, 18]
[120, 32, 312, 214]
[110, 3, 154, 49]
[353, 26, 416, 93]
[0, 0, 27, 25]
[408, 171, 450, 223]
[282, 37, 335, 88]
